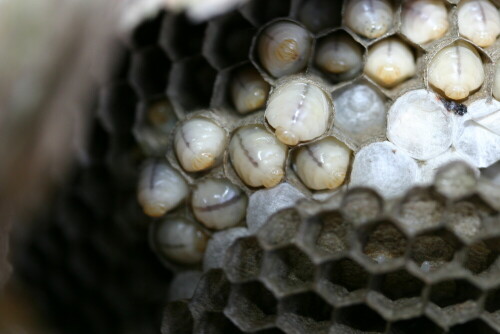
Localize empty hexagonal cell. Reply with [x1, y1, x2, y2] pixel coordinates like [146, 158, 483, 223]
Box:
[190, 269, 230, 315]
[194, 312, 245, 334]
[168, 56, 217, 111]
[443, 201, 486, 242]
[277, 291, 333, 334]
[161, 300, 193, 334]
[159, 13, 206, 61]
[203, 12, 256, 70]
[449, 319, 499, 334]
[225, 281, 278, 331]
[296, 0, 342, 33]
[396, 188, 447, 233]
[129, 11, 164, 49]
[261, 245, 315, 296]
[463, 236, 500, 276]
[334, 303, 387, 332]
[374, 268, 425, 301]
[257, 208, 301, 251]
[358, 221, 408, 264]
[98, 82, 138, 134]
[390, 316, 444, 334]
[239, 0, 291, 26]
[129, 46, 170, 98]
[341, 188, 383, 225]
[224, 236, 264, 283]
[429, 278, 482, 308]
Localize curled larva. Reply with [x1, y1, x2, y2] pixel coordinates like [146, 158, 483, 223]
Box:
[314, 33, 364, 80]
[192, 178, 247, 230]
[401, 0, 449, 44]
[230, 66, 270, 114]
[265, 79, 331, 146]
[344, 0, 394, 39]
[364, 38, 416, 88]
[257, 21, 312, 78]
[174, 117, 226, 172]
[458, 0, 500, 48]
[294, 137, 351, 190]
[229, 125, 287, 188]
[137, 159, 189, 217]
[155, 216, 208, 265]
[428, 41, 484, 100]
[494, 61, 500, 100]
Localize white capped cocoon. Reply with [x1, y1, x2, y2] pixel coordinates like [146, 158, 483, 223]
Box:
[401, 0, 449, 44]
[364, 38, 416, 88]
[314, 33, 363, 79]
[387, 89, 453, 161]
[156, 217, 208, 265]
[265, 79, 331, 146]
[419, 148, 478, 185]
[230, 66, 270, 114]
[192, 178, 248, 230]
[294, 137, 351, 190]
[428, 41, 484, 100]
[458, 0, 500, 48]
[257, 21, 312, 78]
[350, 141, 420, 198]
[229, 125, 287, 188]
[344, 0, 394, 39]
[137, 160, 189, 217]
[174, 117, 226, 172]
[333, 83, 386, 144]
[494, 61, 500, 101]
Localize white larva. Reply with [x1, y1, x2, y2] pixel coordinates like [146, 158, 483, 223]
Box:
[400, 0, 449, 45]
[314, 33, 364, 80]
[364, 37, 416, 88]
[265, 79, 331, 146]
[257, 21, 312, 78]
[137, 159, 189, 217]
[174, 117, 226, 172]
[344, 0, 394, 39]
[494, 59, 500, 101]
[294, 137, 351, 191]
[428, 41, 484, 100]
[229, 125, 287, 188]
[457, 0, 500, 48]
[230, 66, 270, 114]
[191, 178, 248, 230]
[155, 216, 208, 265]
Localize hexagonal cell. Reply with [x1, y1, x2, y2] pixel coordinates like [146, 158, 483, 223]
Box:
[340, 188, 383, 225]
[358, 221, 408, 265]
[316, 257, 370, 305]
[434, 162, 479, 200]
[396, 188, 447, 233]
[277, 291, 333, 334]
[296, 0, 342, 33]
[167, 56, 217, 112]
[190, 269, 230, 315]
[449, 319, 499, 334]
[257, 208, 301, 251]
[261, 245, 315, 297]
[161, 300, 193, 334]
[374, 268, 425, 301]
[129, 46, 170, 98]
[129, 11, 164, 49]
[225, 281, 278, 331]
[224, 236, 264, 283]
[443, 200, 486, 242]
[485, 285, 500, 313]
[390, 316, 444, 334]
[239, 0, 291, 26]
[193, 312, 245, 334]
[463, 236, 500, 276]
[429, 278, 482, 308]
[334, 303, 387, 332]
[98, 82, 138, 134]
[159, 13, 207, 61]
[203, 11, 256, 70]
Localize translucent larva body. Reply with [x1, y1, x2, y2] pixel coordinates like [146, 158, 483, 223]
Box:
[344, 0, 394, 39]
[401, 0, 449, 44]
[229, 125, 287, 188]
[428, 41, 484, 100]
[257, 21, 312, 78]
[457, 0, 500, 48]
[364, 38, 416, 88]
[230, 66, 270, 114]
[155, 217, 208, 265]
[265, 79, 331, 146]
[174, 117, 226, 172]
[294, 137, 351, 190]
[192, 178, 248, 230]
[137, 160, 189, 217]
[314, 33, 363, 80]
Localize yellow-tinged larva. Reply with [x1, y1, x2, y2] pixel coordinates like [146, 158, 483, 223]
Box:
[137, 159, 189, 217]
[401, 0, 449, 44]
[257, 21, 312, 78]
[191, 178, 247, 230]
[458, 0, 500, 48]
[294, 137, 351, 190]
[364, 37, 416, 87]
[174, 117, 226, 172]
[229, 125, 287, 188]
[344, 0, 394, 39]
[265, 79, 331, 146]
[428, 41, 484, 100]
[494, 61, 500, 100]
[230, 66, 270, 114]
[314, 33, 363, 79]
[156, 216, 208, 265]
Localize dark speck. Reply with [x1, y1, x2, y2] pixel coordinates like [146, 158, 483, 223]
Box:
[439, 97, 467, 116]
